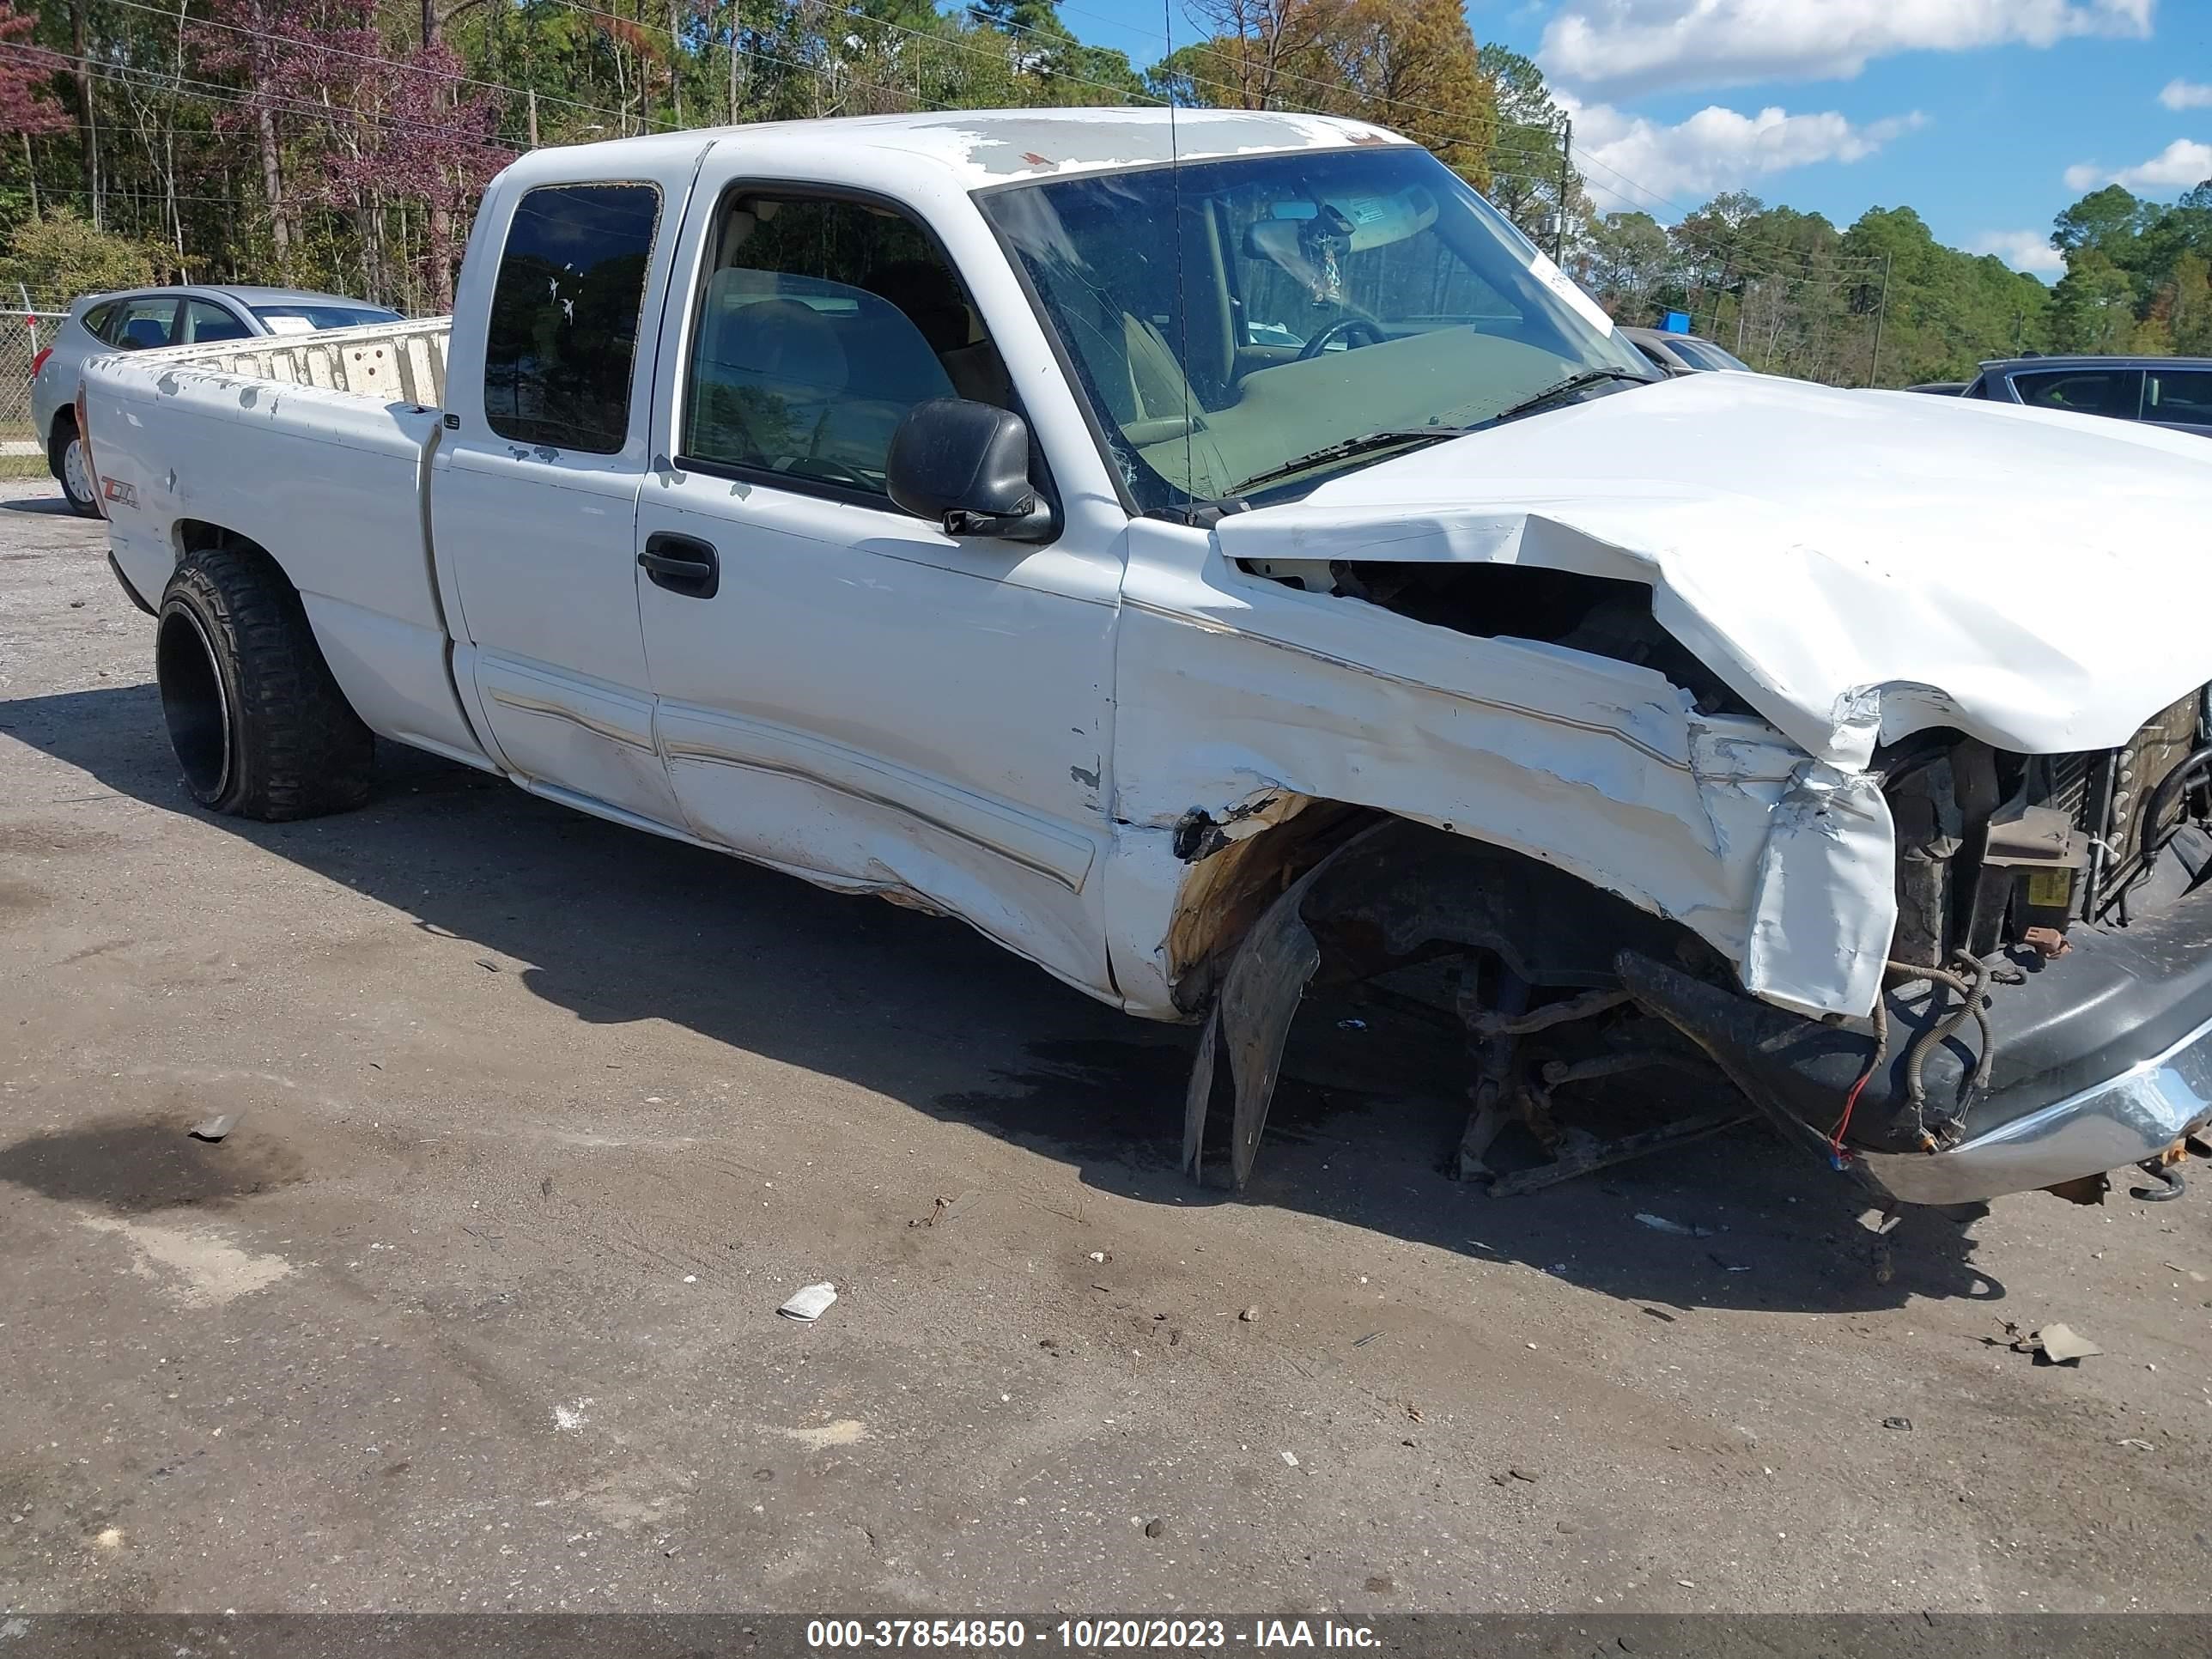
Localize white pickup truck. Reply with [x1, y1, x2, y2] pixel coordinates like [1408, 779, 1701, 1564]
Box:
[82, 108, 2212, 1210]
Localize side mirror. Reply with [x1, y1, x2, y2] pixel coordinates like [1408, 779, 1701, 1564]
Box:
[887, 398, 1054, 541]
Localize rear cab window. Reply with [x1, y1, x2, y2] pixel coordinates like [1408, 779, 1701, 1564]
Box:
[483, 183, 663, 454]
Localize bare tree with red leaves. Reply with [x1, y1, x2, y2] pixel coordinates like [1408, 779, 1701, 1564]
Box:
[323, 40, 504, 311]
[1, 0, 72, 216]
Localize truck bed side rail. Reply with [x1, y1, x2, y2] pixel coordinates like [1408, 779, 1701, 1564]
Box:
[118, 317, 454, 407]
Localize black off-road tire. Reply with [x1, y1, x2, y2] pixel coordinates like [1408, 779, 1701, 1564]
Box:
[155, 543, 375, 819]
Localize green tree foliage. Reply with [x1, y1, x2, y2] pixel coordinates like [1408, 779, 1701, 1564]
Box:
[2043, 178, 2212, 356]
[0, 0, 2127, 386]
[0, 207, 155, 296]
[1476, 43, 1583, 248]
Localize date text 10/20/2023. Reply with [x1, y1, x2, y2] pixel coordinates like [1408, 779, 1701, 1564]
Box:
[805, 1620, 1382, 1650]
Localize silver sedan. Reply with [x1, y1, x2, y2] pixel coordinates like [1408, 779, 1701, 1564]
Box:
[30, 285, 400, 516]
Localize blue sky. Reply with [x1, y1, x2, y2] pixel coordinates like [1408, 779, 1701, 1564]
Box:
[1048, 0, 2212, 278]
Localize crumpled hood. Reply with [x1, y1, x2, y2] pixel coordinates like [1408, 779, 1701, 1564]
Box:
[1212, 371, 2212, 765]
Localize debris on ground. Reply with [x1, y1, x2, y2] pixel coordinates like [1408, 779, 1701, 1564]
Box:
[2118, 1437, 2155, 1450]
[910, 1195, 954, 1228]
[1336, 1018, 1368, 1031]
[1088, 1250, 1109, 1263]
[1143, 1517, 1166, 1538]
[2166, 1262, 2206, 1283]
[1508, 1467, 1540, 1483]
[1634, 1212, 1712, 1237]
[777, 1282, 838, 1322]
[1352, 1331, 1382, 1347]
[1708, 1252, 1753, 1273]
[1240, 1305, 1260, 1322]
[2031, 1322, 2101, 1364]
[1279, 1450, 1300, 1468]
[476, 957, 502, 972]
[1993, 1320, 2102, 1364]
[186, 1114, 237, 1142]
[1883, 1416, 1913, 1431]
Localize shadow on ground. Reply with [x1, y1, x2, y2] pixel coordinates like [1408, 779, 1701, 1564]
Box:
[0, 494, 74, 517]
[0, 682, 2005, 1312]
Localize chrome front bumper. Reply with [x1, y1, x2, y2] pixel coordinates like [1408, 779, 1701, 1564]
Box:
[1858, 1006, 2212, 1205]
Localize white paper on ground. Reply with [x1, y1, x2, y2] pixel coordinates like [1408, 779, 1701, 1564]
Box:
[778, 1281, 838, 1321]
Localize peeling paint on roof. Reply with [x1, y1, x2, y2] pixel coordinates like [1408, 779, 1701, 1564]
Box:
[497, 107, 1413, 194]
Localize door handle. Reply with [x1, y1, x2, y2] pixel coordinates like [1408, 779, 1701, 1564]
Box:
[639, 532, 720, 599]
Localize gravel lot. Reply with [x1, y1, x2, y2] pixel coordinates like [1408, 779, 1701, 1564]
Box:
[3, 476, 2210, 1617]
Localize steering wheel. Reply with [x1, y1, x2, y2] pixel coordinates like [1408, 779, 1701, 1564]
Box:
[1297, 318, 1385, 362]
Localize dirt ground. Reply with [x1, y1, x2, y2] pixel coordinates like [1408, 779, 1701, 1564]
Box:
[3, 476, 2209, 1618]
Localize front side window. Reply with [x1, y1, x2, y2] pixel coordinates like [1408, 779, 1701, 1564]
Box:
[680, 193, 1002, 500]
[184, 300, 252, 344]
[2013, 368, 2142, 420]
[484, 182, 661, 453]
[980, 146, 1653, 512]
[2144, 368, 2212, 425]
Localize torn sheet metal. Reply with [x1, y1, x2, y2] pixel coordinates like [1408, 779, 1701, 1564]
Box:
[1106, 519, 1849, 1014]
[1182, 862, 1325, 1188]
[1741, 761, 1898, 1018]
[1213, 370, 2212, 768]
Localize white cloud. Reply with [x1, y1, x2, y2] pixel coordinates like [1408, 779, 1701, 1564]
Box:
[1540, 0, 2155, 97]
[1968, 230, 2066, 274]
[1561, 95, 1927, 210]
[2160, 79, 2212, 110]
[2063, 138, 2212, 193]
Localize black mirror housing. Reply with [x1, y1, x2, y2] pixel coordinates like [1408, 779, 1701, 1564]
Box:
[887, 398, 1053, 541]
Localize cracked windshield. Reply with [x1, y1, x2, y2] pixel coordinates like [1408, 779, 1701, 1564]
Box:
[981, 145, 1654, 513]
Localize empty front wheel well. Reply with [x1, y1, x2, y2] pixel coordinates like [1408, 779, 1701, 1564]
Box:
[1167, 799, 1721, 1015]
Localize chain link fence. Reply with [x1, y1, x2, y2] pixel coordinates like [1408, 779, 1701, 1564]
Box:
[3, 296, 70, 481]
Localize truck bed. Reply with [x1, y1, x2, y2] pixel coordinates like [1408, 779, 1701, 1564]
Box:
[148, 316, 453, 404]
[86, 316, 488, 770]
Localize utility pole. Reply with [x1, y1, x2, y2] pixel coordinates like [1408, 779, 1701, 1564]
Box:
[527, 88, 540, 149]
[1553, 117, 1572, 261]
[1868, 252, 1893, 386]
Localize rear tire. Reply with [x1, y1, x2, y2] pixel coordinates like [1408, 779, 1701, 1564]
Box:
[155, 544, 374, 819]
[50, 420, 100, 519]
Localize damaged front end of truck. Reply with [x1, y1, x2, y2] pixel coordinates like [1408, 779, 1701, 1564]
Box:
[1152, 385, 2212, 1209]
[1173, 709, 2212, 1209]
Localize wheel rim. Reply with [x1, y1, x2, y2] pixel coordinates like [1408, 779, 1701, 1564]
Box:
[61, 435, 94, 507]
[157, 605, 233, 803]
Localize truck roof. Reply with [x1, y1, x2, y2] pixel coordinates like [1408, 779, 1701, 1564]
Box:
[504, 106, 1410, 191]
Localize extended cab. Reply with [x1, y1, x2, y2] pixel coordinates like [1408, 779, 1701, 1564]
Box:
[82, 109, 2212, 1210]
